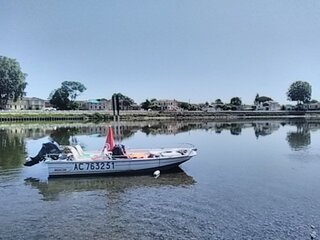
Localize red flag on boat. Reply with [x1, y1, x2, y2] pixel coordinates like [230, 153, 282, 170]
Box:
[106, 126, 115, 151]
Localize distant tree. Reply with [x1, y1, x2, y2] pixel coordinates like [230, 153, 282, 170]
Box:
[257, 96, 273, 103]
[112, 93, 136, 110]
[223, 104, 232, 111]
[69, 101, 80, 110]
[189, 105, 197, 111]
[0, 56, 27, 109]
[254, 94, 273, 104]
[215, 99, 223, 104]
[146, 98, 161, 110]
[178, 102, 190, 110]
[50, 88, 70, 110]
[205, 101, 209, 106]
[61, 81, 86, 100]
[230, 97, 242, 106]
[49, 81, 86, 110]
[112, 93, 135, 105]
[287, 81, 311, 104]
[141, 99, 151, 110]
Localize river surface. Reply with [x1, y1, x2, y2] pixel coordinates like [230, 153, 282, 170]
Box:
[0, 119, 320, 239]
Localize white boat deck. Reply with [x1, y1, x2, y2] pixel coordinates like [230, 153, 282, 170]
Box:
[57, 145, 193, 162]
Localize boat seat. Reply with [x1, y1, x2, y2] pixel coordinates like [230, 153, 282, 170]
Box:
[74, 145, 85, 155]
[72, 145, 110, 160]
[74, 145, 92, 158]
[65, 146, 82, 160]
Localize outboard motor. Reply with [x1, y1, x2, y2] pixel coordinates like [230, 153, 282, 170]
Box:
[112, 144, 127, 159]
[24, 142, 62, 166]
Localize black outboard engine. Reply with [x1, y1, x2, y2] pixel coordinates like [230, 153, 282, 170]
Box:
[112, 144, 127, 159]
[24, 142, 62, 166]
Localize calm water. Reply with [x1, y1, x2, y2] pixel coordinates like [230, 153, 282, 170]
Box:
[0, 119, 320, 239]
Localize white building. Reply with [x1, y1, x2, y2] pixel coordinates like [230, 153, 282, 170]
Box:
[255, 101, 281, 111]
[153, 99, 180, 111]
[87, 99, 112, 110]
[6, 97, 45, 110]
[303, 102, 320, 110]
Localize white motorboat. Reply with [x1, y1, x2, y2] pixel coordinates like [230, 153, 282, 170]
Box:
[25, 142, 197, 177]
[25, 126, 197, 177]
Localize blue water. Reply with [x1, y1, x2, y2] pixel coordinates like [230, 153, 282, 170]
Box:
[0, 120, 319, 239]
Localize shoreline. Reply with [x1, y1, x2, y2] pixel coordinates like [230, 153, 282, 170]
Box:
[0, 110, 319, 122]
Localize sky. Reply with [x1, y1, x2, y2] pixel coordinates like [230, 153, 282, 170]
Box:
[1, 0, 320, 105]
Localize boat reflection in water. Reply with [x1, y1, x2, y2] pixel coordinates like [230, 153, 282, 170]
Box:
[24, 168, 196, 201]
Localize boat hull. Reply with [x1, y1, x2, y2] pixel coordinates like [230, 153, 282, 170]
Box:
[46, 155, 193, 177]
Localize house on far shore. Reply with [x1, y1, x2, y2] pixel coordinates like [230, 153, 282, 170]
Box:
[6, 97, 45, 110]
[303, 102, 320, 110]
[255, 101, 281, 111]
[202, 103, 226, 112]
[153, 99, 180, 111]
[127, 103, 141, 110]
[6, 98, 27, 110]
[254, 96, 281, 111]
[284, 104, 295, 110]
[74, 100, 88, 110]
[86, 99, 112, 110]
[241, 104, 255, 111]
[84, 98, 140, 111]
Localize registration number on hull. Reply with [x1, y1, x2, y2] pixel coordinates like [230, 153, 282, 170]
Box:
[73, 162, 115, 171]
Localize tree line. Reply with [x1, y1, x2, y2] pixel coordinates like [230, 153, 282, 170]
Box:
[0, 56, 315, 110]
